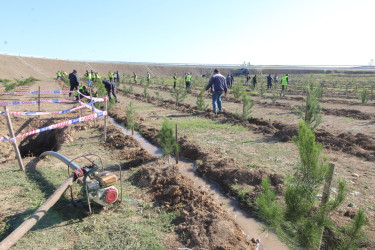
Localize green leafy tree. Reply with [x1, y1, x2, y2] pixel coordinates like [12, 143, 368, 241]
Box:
[157, 117, 179, 163]
[170, 80, 188, 106]
[196, 88, 208, 111]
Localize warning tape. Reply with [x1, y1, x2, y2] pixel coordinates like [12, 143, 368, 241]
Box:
[0, 111, 107, 142]
[77, 91, 105, 102]
[0, 99, 78, 106]
[0, 90, 73, 95]
[1, 100, 96, 116]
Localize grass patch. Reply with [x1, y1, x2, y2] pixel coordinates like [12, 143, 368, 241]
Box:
[173, 117, 246, 133]
[134, 105, 153, 110]
[339, 117, 355, 122]
[0, 128, 181, 249]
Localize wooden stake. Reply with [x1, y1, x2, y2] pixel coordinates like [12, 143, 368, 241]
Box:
[318, 163, 335, 247]
[4, 106, 24, 171]
[304, 93, 310, 122]
[78, 89, 82, 117]
[175, 123, 179, 164]
[89, 87, 96, 127]
[104, 98, 107, 142]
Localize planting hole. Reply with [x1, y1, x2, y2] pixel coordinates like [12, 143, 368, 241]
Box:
[19, 129, 64, 158]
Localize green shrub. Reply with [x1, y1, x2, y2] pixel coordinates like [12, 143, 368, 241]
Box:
[126, 101, 136, 133]
[170, 80, 187, 106]
[155, 91, 163, 102]
[233, 81, 245, 99]
[293, 87, 322, 130]
[143, 85, 149, 98]
[360, 87, 369, 104]
[242, 93, 254, 120]
[255, 122, 360, 249]
[4, 82, 16, 92]
[196, 88, 208, 111]
[157, 117, 179, 163]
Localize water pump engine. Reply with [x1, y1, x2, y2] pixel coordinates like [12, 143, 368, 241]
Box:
[73, 166, 119, 206]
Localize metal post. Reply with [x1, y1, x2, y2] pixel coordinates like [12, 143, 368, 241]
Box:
[89, 87, 96, 127]
[175, 124, 179, 164]
[104, 98, 107, 142]
[4, 106, 24, 171]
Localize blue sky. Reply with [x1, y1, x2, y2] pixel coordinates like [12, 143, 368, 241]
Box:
[1, 0, 374, 65]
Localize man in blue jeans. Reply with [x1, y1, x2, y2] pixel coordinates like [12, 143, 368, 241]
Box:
[205, 69, 227, 114]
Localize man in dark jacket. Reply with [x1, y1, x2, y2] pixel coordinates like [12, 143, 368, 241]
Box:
[68, 70, 79, 97]
[205, 69, 227, 114]
[267, 74, 273, 90]
[102, 80, 118, 103]
[252, 75, 257, 89]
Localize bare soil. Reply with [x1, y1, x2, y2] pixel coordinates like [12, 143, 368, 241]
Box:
[1, 55, 374, 248]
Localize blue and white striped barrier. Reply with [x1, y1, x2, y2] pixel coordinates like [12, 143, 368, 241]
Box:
[1, 111, 107, 142]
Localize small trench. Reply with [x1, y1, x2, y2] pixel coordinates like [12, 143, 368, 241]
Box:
[19, 129, 64, 158]
[108, 117, 288, 250]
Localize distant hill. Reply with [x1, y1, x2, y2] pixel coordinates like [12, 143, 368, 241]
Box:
[1, 54, 374, 79]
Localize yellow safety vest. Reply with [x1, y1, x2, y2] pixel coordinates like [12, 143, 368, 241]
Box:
[281, 76, 288, 85]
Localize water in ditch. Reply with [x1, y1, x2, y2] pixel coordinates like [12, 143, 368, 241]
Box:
[109, 118, 288, 250]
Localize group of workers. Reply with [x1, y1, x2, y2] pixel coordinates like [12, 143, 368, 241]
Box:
[63, 68, 289, 112]
[244, 73, 288, 96]
[56, 71, 68, 80]
[66, 69, 118, 103]
[108, 71, 120, 83]
[206, 70, 289, 115]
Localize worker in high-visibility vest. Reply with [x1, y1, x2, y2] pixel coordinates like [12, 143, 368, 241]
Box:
[173, 73, 177, 89]
[113, 71, 117, 83]
[91, 70, 96, 83]
[56, 71, 61, 80]
[108, 71, 113, 82]
[280, 74, 289, 97]
[185, 72, 192, 89]
[86, 70, 92, 87]
[146, 72, 150, 83]
[74, 85, 89, 100]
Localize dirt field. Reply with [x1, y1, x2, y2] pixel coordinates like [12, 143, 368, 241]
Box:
[1, 55, 374, 249]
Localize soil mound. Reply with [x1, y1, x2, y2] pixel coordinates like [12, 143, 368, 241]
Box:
[131, 160, 255, 249]
[103, 124, 154, 167]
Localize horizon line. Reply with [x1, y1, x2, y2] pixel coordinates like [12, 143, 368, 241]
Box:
[0, 51, 373, 69]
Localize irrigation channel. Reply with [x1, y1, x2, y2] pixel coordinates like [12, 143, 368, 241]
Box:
[108, 117, 288, 250]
